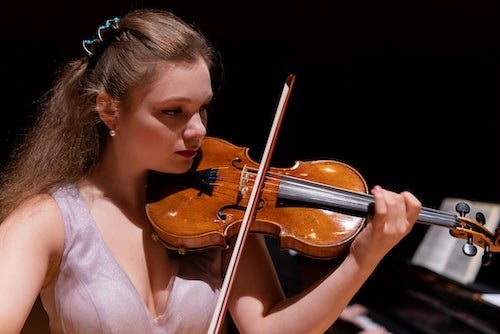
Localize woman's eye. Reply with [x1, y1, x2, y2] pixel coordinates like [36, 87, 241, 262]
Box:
[161, 108, 182, 116]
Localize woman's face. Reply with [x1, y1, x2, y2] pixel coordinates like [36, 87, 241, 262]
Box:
[115, 57, 213, 174]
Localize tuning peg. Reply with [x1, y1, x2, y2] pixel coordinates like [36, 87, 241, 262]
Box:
[455, 202, 470, 217]
[462, 235, 477, 256]
[476, 212, 486, 225]
[482, 245, 492, 266]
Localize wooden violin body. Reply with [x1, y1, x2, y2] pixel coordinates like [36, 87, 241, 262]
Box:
[146, 136, 368, 259]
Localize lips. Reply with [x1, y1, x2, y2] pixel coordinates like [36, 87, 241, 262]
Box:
[176, 149, 198, 159]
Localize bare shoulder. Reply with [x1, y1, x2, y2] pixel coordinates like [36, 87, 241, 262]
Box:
[0, 193, 65, 279]
[1, 193, 64, 232]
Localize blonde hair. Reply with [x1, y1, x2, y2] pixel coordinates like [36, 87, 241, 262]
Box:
[0, 8, 222, 221]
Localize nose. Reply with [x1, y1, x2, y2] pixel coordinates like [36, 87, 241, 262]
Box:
[184, 112, 207, 144]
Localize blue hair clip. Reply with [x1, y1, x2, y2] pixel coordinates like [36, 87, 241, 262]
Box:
[82, 17, 121, 57]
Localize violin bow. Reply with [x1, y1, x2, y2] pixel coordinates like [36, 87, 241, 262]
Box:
[208, 74, 297, 334]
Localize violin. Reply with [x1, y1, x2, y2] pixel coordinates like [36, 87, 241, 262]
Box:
[145, 136, 500, 262]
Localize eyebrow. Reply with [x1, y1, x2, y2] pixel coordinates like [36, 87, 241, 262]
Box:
[161, 93, 213, 102]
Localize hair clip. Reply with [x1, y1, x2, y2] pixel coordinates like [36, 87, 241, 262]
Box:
[82, 17, 121, 57]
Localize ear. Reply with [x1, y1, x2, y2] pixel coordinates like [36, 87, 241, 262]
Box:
[96, 93, 119, 131]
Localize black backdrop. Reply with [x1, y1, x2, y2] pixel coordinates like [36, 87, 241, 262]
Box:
[1, 1, 499, 281]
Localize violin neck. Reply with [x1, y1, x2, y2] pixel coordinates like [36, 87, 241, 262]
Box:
[277, 175, 459, 229]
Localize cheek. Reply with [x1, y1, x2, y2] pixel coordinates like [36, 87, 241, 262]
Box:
[137, 126, 165, 146]
[125, 118, 173, 156]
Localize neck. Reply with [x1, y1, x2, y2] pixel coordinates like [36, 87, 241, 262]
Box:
[81, 156, 150, 227]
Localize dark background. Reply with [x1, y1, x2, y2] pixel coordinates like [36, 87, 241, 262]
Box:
[2, 0, 499, 289]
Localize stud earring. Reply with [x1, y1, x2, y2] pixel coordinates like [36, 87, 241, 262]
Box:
[109, 129, 116, 137]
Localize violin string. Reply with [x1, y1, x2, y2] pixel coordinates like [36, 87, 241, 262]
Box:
[214, 169, 281, 196]
[242, 168, 460, 222]
[221, 167, 457, 218]
[212, 166, 462, 230]
[223, 166, 362, 198]
[207, 171, 273, 197]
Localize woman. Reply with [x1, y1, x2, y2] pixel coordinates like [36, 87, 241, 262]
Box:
[0, 8, 421, 333]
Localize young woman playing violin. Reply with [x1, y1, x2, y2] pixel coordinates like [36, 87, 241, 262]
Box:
[0, 7, 421, 334]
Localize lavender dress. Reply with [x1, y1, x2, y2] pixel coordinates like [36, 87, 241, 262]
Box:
[40, 184, 222, 333]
